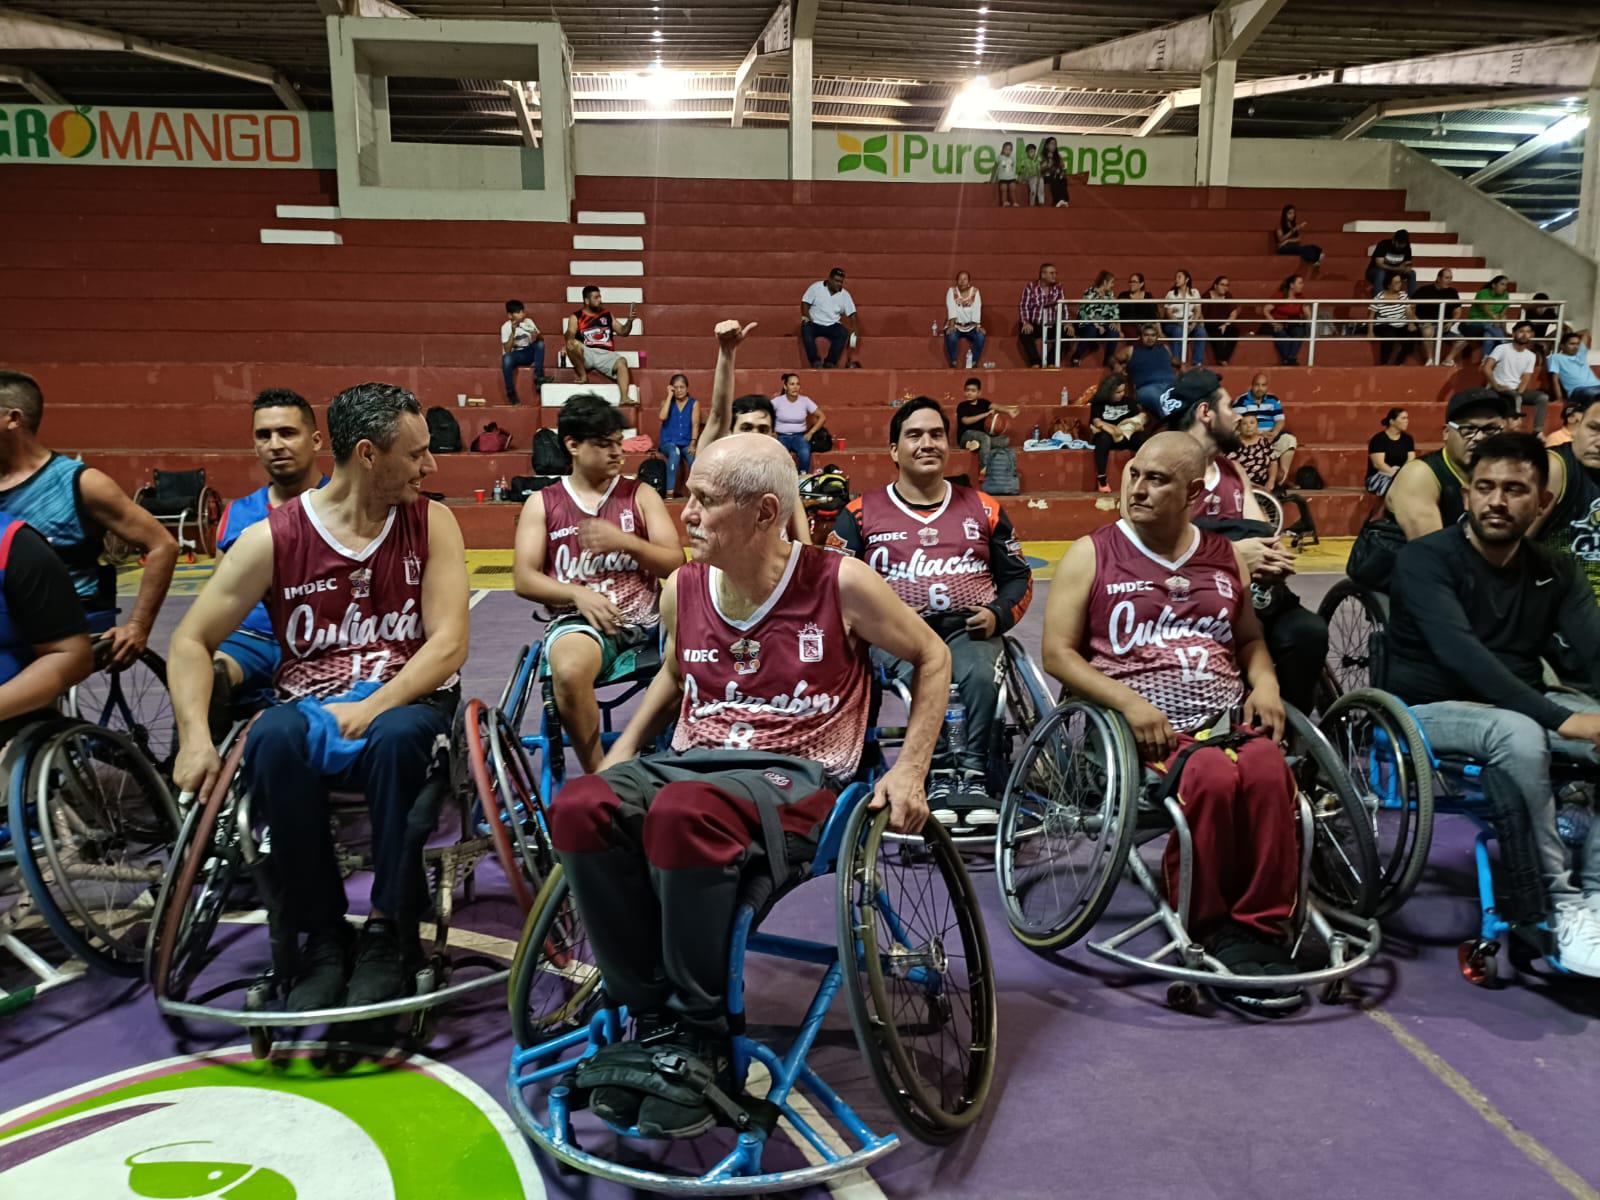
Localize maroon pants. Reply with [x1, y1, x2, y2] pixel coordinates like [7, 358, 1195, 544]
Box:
[1157, 731, 1299, 940]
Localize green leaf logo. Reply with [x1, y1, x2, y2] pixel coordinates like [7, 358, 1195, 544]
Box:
[861, 134, 888, 174]
[836, 132, 863, 173]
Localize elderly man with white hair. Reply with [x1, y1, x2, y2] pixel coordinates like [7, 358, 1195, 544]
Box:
[548, 433, 950, 1141]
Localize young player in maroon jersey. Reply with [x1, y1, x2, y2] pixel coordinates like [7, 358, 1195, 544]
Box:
[513, 393, 684, 772]
[1045, 431, 1302, 1013]
[549, 433, 950, 1138]
[169, 382, 471, 1013]
[828, 396, 1033, 828]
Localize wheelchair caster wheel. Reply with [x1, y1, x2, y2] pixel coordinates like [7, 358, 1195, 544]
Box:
[414, 964, 437, 996]
[249, 1027, 273, 1059]
[1457, 939, 1499, 987]
[1167, 982, 1199, 1013]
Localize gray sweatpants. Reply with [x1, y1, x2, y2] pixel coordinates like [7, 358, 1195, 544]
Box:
[874, 629, 1004, 775]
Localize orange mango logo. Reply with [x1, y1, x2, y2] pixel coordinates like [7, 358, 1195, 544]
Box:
[48, 106, 96, 158]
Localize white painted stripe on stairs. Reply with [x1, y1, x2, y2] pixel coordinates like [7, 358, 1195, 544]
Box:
[577, 210, 646, 225]
[1409, 243, 1476, 258]
[275, 204, 342, 220]
[569, 260, 643, 276]
[260, 229, 343, 245]
[541, 381, 640, 407]
[1342, 219, 1450, 233]
[567, 286, 643, 303]
[573, 234, 644, 251]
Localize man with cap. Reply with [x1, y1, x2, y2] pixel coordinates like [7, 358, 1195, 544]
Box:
[1387, 389, 1514, 540]
[1158, 370, 1328, 714]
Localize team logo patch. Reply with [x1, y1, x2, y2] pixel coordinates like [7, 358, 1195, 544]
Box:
[731, 636, 762, 675]
[403, 552, 422, 586]
[1165, 574, 1192, 601]
[917, 525, 941, 547]
[963, 517, 982, 542]
[798, 623, 824, 663]
[1214, 572, 1235, 600]
[763, 770, 792, 789]
[1204, 493, 1222, 517]
[620, 509, 636, 534]
[349, 567, 371, 599]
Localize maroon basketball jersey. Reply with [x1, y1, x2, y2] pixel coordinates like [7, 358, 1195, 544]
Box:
[1083, 520, 1244, 733]
[1191, 456, 1249, 521]
[671, 543, 870, 779]
[853, 484, 999, 615]
[541, 476, 661, 631]
[264, 493, 444, 701]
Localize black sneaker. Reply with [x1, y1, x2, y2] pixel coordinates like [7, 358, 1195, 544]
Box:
[635, 1030, 734, 1140]
[590, 1012, 679, 1130]
[1205, 923, 1304, 1017]
[927, 771, 958, 828]
[344, 919, 410, 1007]
[286, 924, 354, 1012]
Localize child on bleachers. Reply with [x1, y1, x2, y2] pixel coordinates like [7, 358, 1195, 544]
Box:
[1017, 143, 1043, 206]
[995, 141, 1017, 207]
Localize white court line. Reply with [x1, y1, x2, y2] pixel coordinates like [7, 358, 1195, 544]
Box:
[470, 589, 492, 609]
[744, 1059, 888, 1199]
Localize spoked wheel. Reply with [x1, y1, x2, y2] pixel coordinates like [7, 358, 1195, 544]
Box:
[1286, 704, 1381, 919]
[13, 724, 179, 974]
[1317, 579, 1388, 699]
[997, 699, 1138, 951]
[1251, 489, 1284, 537]
[838, 804, 997, 1145]
[1320, 689, 1435, 919]
[507, 866, 604, 1046]
[463, 697, 550, 914]
[498, 643, 537, 731]
[72, 646, 176, 779]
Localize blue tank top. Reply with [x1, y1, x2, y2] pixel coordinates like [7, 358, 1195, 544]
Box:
[218, 478, 328, 638]
[0, 514, 37, 687]
[0, 455, 112, 619]
[660, 395, 696, 447]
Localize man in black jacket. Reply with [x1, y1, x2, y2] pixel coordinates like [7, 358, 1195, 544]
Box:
[1386, 432, 1600, 976]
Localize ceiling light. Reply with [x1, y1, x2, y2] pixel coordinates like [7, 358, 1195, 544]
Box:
[652, 29, 663, 39]
[950, 76, 995, 126]
[1538, 113, 1589, 145]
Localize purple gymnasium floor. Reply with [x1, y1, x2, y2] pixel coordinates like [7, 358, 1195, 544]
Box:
[4, 581, 1599, 1200]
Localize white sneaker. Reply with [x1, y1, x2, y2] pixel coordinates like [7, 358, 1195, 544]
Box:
[1552, 900, 1600, 977]
[1582, 892, 1600, 919]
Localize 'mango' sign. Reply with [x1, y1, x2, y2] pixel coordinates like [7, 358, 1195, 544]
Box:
[821, 130, 1156, 185]
[0, 105, 318, 168]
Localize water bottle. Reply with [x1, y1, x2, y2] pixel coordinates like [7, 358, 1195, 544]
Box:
[944, 684, 966, 759]
[1060, 386, 1070, 404]
[1556, 783, 1593, 847]
[492, 477, 504, 502]
[931, 322, 941, 336]
[1032, 424, 1042, 443]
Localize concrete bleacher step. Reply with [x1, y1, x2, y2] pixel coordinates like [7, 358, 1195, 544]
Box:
[566, 286, 643, 304]
[259, 229, 343, 246]
[577, 211, 646, 225]
[276, 204, 343, 220]
[1343, 220, 1450, 234]
[572, 235, 645, 251]
[570, 260, 643, 276]
[538, 381, 639, 406]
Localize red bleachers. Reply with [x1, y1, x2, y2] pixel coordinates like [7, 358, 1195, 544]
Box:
[0, 164, 1475, 546]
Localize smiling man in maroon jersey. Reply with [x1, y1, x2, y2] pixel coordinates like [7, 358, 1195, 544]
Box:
[1043, 431, 1301, 1014]
[549, 432, 950, 1139]
[170, 382, 470, 1015]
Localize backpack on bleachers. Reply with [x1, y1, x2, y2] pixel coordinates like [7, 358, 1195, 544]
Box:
[531, 427, 571, 475]
[984, 446, 1020, 496]
[637, 455, 668, 498]
[426, 406, 462, 453]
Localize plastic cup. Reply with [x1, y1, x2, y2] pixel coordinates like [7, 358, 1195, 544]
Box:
[474, 488, 486, 503]
[835, 436, 847, 450]
[457, 393, 467, 407]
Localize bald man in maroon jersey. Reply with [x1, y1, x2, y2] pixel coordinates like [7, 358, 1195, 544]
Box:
[1043, 432, 1302, 1014]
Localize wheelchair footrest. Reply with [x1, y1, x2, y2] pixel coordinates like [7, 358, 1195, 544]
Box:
[567, 1041, 779, 1141]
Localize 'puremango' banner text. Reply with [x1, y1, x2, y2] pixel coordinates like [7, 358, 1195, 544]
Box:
[817, 130, 1183, 185]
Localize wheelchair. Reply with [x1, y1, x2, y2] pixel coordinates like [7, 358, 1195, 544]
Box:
[505, 760, 997, 1191]
[67, 635, 176, 778]
[996, 696, 1405, 1012]
[1317, 577, 1389, 700]
[1, 716, 179, 1005]
[144, 702, 536, 1054]
[127, 468, 224, 563]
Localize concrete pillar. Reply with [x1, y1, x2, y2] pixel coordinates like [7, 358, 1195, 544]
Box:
[1577, 88, 1600, 333]
[1195, 56, 1236, 187]
[789, 31, 813, 181]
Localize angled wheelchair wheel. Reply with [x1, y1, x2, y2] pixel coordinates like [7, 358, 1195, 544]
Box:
[12, 723, 178, 975]
[838, 803, 997, 1145]
[1320, 688, 1435, 919]
[73, 647, 176, 778]
[997, 698, 1139, 951]
[1251, 489, 1285, 537]
[195, 487, 224, 558]
[463, 698, 549, 914]
[508, 866, 604, 1047]
[1317, 579, 1387, 699]
[1285, 705, 1381, 919]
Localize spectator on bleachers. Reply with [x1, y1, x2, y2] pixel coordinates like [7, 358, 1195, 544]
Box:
[994, 140, 1017, 207]
[1462, 274, 1514, 356]
[1261, 274, 1309, 366]
[1483, 321, 1551, 438]
[565, 285, 634, 398]
[1128, 324, 1177, 417]
[1370, 275, 1421, 366]
[956, 377, 1019, 462]
[500, 299, 545, 406]
[1161, 268, 1206, 369]
[1366, 407, 1416, 497]
[1040, 136, 1069, 208]
[1274, 204, 1323, 272]
[1235, 373, 1297, 490]
[944, 270, 986, 368]
[1229, 414, 1278, 489]
[1545, 400, 1582, 449]
[1019, 262, 1065, 369]
[1203, 276, 1243, 367]
[1412, 267, 1467, 365]
[800, 266, 858, 369]
[1088, 373, 1146, 494]
[1018, 141, 1043, 207]
[1117, 272, 1158, 342]
[1366, 229, 1415, 296]
[1549, 329, 1600, 409]
[1525, 293, 1565, 351]
[658, 373, 697, 498]
[1073, 271, 1120, 368]
[772, 373, 825, 472]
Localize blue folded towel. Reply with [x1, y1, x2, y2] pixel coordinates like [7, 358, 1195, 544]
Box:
[297, 680, 384, 774]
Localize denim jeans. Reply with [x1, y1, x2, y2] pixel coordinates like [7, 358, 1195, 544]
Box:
[777, 431, 813, 472]
[801, 321, 850, 367]
[661, 442, 693, 492]
[1410, 692, 1600, 901]
[1460, 322, 1507, 357]
[1135, 379, 1176, 418]
[873, 631, 1003, 775]
[501, 342, 544, 403]
[1074, 322, 1118, 366]
[1271, 321, 1307, 365]
[1493, 388, 1551, 436]
[944, 327, 985, 367]
[1160, 322, 1205, 366]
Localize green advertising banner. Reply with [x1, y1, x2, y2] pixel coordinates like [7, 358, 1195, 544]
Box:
[817, 129, 1187, 185]
[0, 105, 336, 169]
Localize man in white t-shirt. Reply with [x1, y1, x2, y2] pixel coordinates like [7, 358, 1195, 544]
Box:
[800, 266, 860, 369]
[1483, 321, 1551, 439]
[500, 299, 546, 405]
